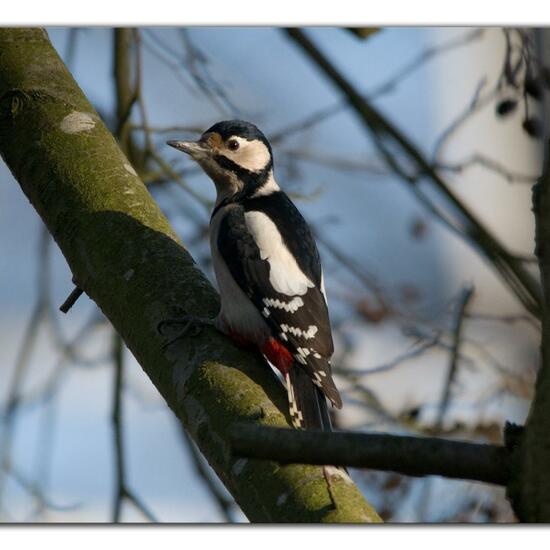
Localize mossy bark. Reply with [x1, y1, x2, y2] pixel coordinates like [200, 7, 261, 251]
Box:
[509, 141, 550, 521]
[0, 28, 380, 523]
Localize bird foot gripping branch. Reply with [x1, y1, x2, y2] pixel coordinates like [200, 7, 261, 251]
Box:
[157, 313, 216, 348]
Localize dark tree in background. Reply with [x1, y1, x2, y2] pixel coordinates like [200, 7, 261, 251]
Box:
[0, 27, 548, 522]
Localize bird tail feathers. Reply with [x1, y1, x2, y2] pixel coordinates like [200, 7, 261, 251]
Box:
[286, 368, 332, 431]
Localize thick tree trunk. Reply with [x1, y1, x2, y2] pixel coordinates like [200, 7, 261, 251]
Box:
[0, 28, 380, 523]
[509, 141, 550, 521]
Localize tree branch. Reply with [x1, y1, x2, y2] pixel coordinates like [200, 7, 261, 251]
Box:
[510, 138, 550, 521]
[435, 286, 475, 430]
[229, 424, 511, 486]
[0, 28, 380, 523]
[179, 425, 237, 522]
[284, 28, 542, 320]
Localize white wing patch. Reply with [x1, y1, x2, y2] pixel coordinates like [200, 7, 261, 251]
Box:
[280, 323, 318, 340]
[263, 296, 304, 313]
[245, 211, 315, 296]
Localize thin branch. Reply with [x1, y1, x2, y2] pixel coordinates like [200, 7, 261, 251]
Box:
[271, 29, 485, 146]
[129, 124, 205, 135]
[122, 488, 157, 522]
[178, 29, 237, 116]
[113, 27, 140, 164]
[465, 311, 540, 331]
[149, 149, 212, 211]
[111, 332, 125, 522]
[179, 426, 236, 522]
[229, 424, 511, 486]
[312, 226, 388, 311]
[110, 331, 158, 523]
[281, 149, 389, 175]
[285, 28, 542, 320]
[432, 77, 496, 162]
[333, 335, 440, 378]
[3, 459, 79, 516]
[434, 154, 539, 185]
[141, 29, 236, 116]
[371, 29, 485, 99]
[435, 286, 475, 430]
[0, 226, 51, 506]
[64, 28, 79, 70]
[59, 286, 84, 313]
[133, 31, 212, 213]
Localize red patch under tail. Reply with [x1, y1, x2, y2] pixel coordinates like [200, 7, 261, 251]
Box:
[260, 337, 294, 375]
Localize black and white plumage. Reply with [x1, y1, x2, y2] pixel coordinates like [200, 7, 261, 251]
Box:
[167, 120, 342, 430]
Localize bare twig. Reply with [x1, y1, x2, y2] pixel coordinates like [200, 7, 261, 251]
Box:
[465, 311, 540, 331]
[281, 148, 388, 175]
[59, 286, 84, 314]
[372, 29, 485, 99]
[271, 29, 485, 146]
[129, 124, 205, 135]
[179, 426, 236, 522]
[435, 286, 475, 430]
[64, 28, 80, 71]
[3, 459, 79, 517]
[133, 30, 212, 214]
[111, 331, 157, 523]
[285, 28, 542, 320]
[312, 227, 389, 311]
[435, 154, 539, 185]
[178, 29, 237, 116]
[0, 226, 51, 507]
[111, 331, 125, 522]
[333, 335, 440, 378]
[432, 78, 496, 162]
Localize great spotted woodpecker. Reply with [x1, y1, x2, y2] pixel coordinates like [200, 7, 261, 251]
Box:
[167, 120, 342, 431]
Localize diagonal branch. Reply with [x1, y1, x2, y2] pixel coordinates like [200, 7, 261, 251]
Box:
[285, 28, 542, 320]
[0, 28, 380, 524]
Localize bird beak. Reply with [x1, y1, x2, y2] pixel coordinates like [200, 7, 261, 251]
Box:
[167, 140, 210, 159]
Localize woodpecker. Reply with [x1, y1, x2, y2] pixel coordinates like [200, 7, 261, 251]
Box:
[166, 120, 342, 431]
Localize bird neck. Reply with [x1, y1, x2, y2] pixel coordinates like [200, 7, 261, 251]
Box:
[213, 168, 279, 206]
[211, 170, 281, 218]
[249, 170, 280, 198]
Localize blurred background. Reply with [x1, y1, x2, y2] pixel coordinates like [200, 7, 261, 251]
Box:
[0, 27, 547, 522]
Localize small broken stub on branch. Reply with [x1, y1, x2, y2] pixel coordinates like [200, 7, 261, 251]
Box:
[59, 285, 84, 314]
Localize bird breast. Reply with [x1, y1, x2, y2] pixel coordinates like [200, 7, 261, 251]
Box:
[210, 206, 271, 344]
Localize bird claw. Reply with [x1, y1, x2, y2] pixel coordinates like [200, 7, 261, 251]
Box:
[157, 315, 215, 349]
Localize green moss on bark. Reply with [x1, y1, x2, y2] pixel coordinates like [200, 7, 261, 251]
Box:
[0, 28, 380, 523]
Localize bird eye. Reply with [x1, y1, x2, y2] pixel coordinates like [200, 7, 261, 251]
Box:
[227, 139, 240, 151]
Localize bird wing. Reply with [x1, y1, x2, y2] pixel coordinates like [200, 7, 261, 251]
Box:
[216, 194, 341, 407]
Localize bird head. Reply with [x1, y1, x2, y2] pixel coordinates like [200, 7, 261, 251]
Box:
[167, 120, 275, 202]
